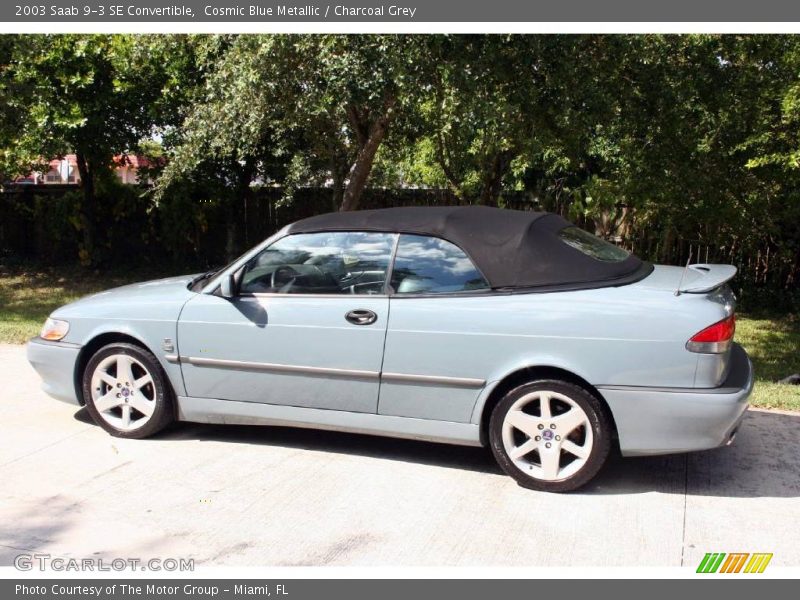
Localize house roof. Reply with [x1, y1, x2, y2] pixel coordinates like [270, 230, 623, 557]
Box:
[286, 205, 649, 290]
[113, 154, 163, 168]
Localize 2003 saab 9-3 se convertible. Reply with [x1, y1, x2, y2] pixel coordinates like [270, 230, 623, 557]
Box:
[27, 206, 753, 492]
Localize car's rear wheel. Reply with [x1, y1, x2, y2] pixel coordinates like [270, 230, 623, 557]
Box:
[82, 342, 174, 438]
[489, 379, 611, 492]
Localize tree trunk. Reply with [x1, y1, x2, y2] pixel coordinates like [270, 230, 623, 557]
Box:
[237, 158, 255, 249]
[434, 131, 467, 204]
[330, 156, 347, 212]
[224, 199, 237, 263]
[340, 97, 397, 212]
[660, 227, 675, 264]
[74, 152, 96, 266]
[224, 159, 256, 262]
[479, 150, 513, 207]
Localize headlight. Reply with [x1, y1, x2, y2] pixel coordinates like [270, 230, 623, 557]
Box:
[40, 318, 69, 341]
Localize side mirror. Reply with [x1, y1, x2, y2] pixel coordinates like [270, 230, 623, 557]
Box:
[219, 273, 236, 299]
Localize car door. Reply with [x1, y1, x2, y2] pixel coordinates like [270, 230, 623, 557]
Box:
[379, 234, 493, 423]
[178, 231, 397, 413]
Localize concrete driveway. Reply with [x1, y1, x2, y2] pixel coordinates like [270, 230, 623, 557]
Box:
[1, 343, 798, 567]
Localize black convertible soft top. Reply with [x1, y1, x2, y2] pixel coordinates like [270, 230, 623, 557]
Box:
[286, 205, 650, 291]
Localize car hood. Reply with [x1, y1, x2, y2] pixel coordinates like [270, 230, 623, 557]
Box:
[99, 274, 198, 296]
[52, 274, 199, 319]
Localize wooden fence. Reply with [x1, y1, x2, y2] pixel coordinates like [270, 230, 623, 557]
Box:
[1, 184, 797, 305]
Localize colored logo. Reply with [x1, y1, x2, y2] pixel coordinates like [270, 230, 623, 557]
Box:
[696, 552, 773, 573]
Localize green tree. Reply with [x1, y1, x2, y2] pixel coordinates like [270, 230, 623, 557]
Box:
[392, 36, 620, 208]
[0, 35, 190, 264]
[159, 34, 429, 216]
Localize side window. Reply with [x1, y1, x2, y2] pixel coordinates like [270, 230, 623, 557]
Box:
[390, 234, 489, 294]
[240, 232, 396, 295]
[558, 226, 630, 262]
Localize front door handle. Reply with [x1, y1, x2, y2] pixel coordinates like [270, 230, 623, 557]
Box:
[345, 309, 378, 325]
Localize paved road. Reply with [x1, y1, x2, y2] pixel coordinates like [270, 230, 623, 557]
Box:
[1, 343, 798, 567]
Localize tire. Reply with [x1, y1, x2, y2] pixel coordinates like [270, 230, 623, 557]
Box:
[489, 379, 611, 492]
[82, 342, 174, 439]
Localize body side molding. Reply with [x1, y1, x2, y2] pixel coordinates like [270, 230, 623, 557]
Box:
[179, 355, 486, 388]
[182, 355, 379, 380]
[380, 372, 485, 388]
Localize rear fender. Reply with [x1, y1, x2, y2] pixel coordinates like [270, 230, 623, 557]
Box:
[470, 356, 596, 425]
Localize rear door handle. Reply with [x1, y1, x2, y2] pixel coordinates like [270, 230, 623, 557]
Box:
[345, 309, 378, 325]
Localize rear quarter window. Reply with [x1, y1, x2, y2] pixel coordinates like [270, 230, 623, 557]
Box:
[391, 234, 489, 294]
[558, 226, 630, 262]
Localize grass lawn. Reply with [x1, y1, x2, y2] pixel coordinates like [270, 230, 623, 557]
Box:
[1, 266, 798, 411]
[0, 266, 172, 345]
[735, 315, 800, 411]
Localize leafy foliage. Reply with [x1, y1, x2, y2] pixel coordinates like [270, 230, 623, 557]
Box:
[1, 34, 799, 300]
[157, 35, 431, 211]
[0, 34, 199, 264]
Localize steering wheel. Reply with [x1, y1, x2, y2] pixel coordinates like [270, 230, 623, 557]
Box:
[338, 270, 366, 293]
[271, 266, 298, 291]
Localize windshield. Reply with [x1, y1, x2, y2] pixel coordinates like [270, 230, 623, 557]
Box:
[188, 229, 294, 293]
[189, 269, 221, 292]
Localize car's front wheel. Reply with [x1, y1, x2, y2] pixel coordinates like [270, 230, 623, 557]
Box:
[82, 342, 174, 438]
[489, 379, 612, 492]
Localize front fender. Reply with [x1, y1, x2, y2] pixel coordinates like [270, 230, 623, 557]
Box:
[72, 320, 186, 398]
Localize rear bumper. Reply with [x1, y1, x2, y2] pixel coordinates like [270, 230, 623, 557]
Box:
[26, 337, 82, 405]
[599, 343, 753, 456]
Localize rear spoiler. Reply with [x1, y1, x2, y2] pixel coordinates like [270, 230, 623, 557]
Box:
[677, 264, 738, 294]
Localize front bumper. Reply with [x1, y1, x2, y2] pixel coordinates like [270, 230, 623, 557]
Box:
[26, 337, 82, 405]
[599, 343, 753, 456]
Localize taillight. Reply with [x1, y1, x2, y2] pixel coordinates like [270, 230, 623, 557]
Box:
[686, 314, 735, 354]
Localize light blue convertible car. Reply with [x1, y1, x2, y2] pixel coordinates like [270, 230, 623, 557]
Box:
[27, 206, 753, 491]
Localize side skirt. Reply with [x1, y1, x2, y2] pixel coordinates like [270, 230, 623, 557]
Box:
[176, 396, 483, 447]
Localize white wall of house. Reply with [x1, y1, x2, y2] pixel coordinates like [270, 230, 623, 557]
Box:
[27, 158, 145, 185]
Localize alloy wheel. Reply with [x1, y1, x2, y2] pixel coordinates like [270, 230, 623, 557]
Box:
[501, 390, 593, 481]
[90, 354, 156, 432]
